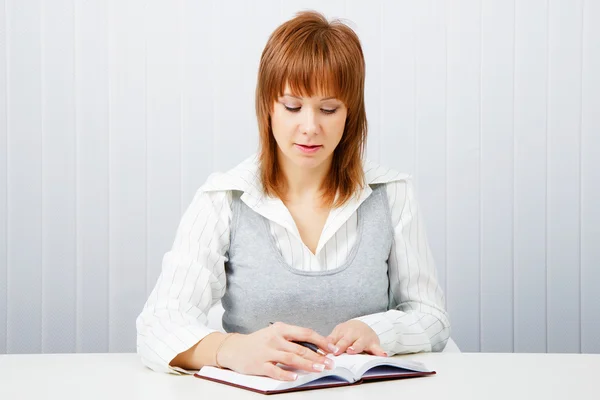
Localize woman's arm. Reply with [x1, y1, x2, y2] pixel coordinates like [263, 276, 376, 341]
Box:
[136, 188, 232, 374]
[136, 187, 334, 378]
[168, 331, 228, 370]
[352, 178, 451, 355]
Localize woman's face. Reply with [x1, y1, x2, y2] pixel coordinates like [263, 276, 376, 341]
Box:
[271, 83, 347, 170]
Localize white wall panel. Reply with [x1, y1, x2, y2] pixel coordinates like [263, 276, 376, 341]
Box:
[346, 0, 382, 162]
[0, 0, 7, 356]
[75, 0, 110, 353]
[380, 0, 415, 175]
[6, 0, 43, 354]
[180, 0, 216, 213]
[212, 0, 258, 171]
[513, 0, 548, 353]
[580, 0, 600, 355]
[546, 0, 583, 354]
[413, 0, 447, 296]
[41, 0, 76, 353]
[108, 0, 147, 353]
[445, 0, 482, 352]
[146, 0, 183, 296]
[479, 0, 514, 353]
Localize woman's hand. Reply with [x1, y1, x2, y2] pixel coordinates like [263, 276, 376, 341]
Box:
[326, 320, 387, 357]
[215, 322, 335, 381]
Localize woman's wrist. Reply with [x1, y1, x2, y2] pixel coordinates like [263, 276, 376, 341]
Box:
[175, 331, 225, 369]
[214, 333, 240, 369]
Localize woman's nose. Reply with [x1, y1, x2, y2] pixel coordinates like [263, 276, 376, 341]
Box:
[301, 108, 318, 135]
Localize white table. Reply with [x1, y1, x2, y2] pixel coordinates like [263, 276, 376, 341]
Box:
[0, 352, 597, 399]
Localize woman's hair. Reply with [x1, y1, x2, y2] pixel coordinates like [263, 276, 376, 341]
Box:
[255, 10, 367, 208]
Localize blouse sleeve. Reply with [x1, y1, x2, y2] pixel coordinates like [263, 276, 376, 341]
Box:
[135, 187, 232, 374]
[354, 178, 451, 355]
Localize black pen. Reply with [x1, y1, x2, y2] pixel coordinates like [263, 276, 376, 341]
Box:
[268, 322, 327, 356]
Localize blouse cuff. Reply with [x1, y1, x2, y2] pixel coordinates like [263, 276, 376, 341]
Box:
[140, 323, 217, 375]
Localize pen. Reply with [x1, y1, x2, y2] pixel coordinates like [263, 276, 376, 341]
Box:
[293, 341, 327, 356]
[268, 322, 327, 356]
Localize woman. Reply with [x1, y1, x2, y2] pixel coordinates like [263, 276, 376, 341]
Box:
[136, 10, 450, 381]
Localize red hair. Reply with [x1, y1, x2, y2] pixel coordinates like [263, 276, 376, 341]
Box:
[255, 10, 367, 207]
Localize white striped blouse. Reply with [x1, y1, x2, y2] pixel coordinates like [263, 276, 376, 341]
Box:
[136, 154, 451, 374]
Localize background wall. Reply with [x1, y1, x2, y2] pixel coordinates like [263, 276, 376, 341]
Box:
[0, 0, 598, 355]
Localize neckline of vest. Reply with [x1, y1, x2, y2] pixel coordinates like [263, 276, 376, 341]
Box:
[258, 193, 370, 277]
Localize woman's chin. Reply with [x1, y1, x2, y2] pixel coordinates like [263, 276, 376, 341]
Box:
[291, 154, 328, 169]
[279, 147, 332, 170]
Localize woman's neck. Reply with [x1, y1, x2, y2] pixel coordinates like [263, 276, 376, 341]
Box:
[278, 153, 331, 203]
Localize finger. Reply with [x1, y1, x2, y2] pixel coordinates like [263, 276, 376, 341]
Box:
[278, 340, 335, 370]
[262, 362, 298, 382]
[334, 336, 354, 355]
[326, 325, 342, 343]
[325, 330, 342, 354]
[277, 324, 333, 355]
[366, 343, 388, 357]
[346, 338, 368, 354]
[273, 351, 328, 374]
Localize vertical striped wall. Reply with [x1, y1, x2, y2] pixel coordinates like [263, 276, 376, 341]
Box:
[0, 0, 598, 354]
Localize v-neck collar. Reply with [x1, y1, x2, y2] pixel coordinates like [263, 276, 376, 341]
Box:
[200, 154, 409, 256]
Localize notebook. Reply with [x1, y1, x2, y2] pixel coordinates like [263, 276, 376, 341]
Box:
[194, 353, 436, 395]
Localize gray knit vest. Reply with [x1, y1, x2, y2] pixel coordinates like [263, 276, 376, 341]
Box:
[221, 184, 394, 336]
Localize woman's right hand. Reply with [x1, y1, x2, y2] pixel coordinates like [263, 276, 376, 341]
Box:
[215, 322, 337, 381]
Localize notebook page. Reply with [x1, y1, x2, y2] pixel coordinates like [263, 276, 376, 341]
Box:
[197, 365, 351, 392]
[329, 353, 431, 377]
[197, 367, 282, 391]
[329, 353, 385, 376]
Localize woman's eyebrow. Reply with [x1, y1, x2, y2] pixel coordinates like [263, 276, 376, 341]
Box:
[282, 93, 338, 101]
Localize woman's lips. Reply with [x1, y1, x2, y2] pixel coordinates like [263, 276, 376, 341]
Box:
[295, 144, 322, 154]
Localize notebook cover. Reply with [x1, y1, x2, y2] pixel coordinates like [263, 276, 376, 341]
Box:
[194, 369, 436, 395]
[360, 370, 436, 382]
[194, 373, 352, 395]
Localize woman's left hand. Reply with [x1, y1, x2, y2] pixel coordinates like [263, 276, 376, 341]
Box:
[326, 320, 387, 357]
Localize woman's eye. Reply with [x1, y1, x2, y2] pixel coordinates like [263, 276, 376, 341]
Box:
[284, 105, 301, 112]
[283, 105, 337, 115]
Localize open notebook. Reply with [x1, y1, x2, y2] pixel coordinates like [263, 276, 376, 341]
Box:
[194, 353, 436, 395]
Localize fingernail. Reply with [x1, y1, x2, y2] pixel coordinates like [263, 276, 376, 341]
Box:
[289, 372, 298, 380]
[348, 346, 355, 352]
[313, 363, 325, 372]
[327, 344, 339, 353]
[323, 358, 335, 368]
